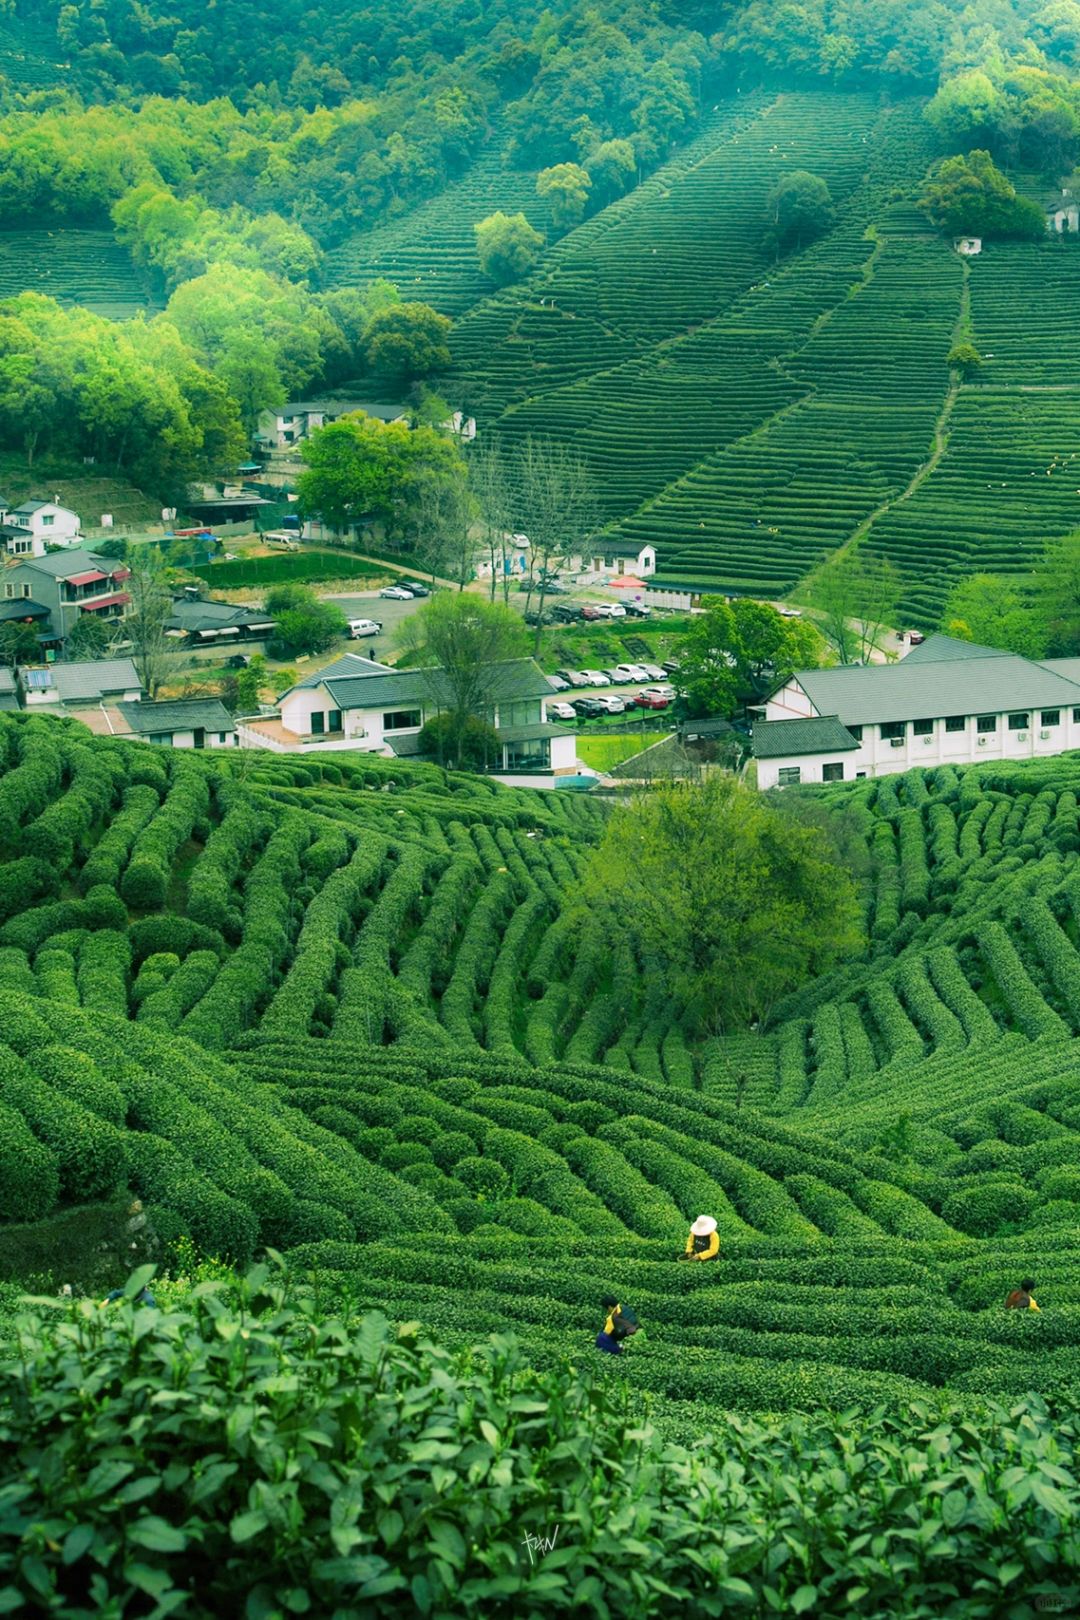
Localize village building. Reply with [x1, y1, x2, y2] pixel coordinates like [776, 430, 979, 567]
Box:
[954, 236, 982, 256]
[20, 657, 144, 710]
[165, 593, 276, 647]
[755, 633, 1080, 788]
[1, 548, 132, 643]
[0, 669, 17, 712]
[256, 399, 408, 450]
[77, 697, 236, 749]
[0, 498, 82, 556]
[239, 652, 577, 777]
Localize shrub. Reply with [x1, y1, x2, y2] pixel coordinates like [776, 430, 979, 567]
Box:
[456, 1156, 511, 1200]
[942, 1181, 1039, 1237]
[0, 1097, 59, 1220]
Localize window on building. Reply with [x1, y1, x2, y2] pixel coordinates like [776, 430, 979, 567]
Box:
[777, 766, 802, 786]
[822, 762, 844, 782]
[3, 584, 12, 599]
[41, 514, 53, 528]
[1008, 712, 1030, 731]
[913, 718, 934, 736]
[1041, 710, 1061, 727]
[383, 709, 422, 731]
[855, 771, 867, 779]
[506, 739, 550, 768]
[311, 711, 325, 735]
[846, 724, 862, 742]
[880, 721, 906, 740]
[945, 715, 966, 732]
[977, 715, 997, 733]
[328, 710, 342, 733]
[502, 699, 542, 727]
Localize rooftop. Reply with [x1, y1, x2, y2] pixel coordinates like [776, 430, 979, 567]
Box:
[282, 399, 406, 422]
[9, 547, 114, 579]
[0, 668, 15, 694]
[44, 658, 142, 702]
[166, 598, 275, 634]
[753, 714, 861, 759]
[117, 698, 234, 735]
[790, 636, 1080, 727]
[319, 658, 555, 712]
[291, 652, 393, 690]
[0, 598, 49, 623]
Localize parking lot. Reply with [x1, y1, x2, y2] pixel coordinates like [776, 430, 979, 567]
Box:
[323, 588, 427, 658]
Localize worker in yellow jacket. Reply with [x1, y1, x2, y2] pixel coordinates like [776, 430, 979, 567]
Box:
[680, 1214, 720, 1262]
[1005, 1278, 1040, 1311]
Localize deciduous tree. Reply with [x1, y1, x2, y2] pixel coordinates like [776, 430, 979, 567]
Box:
[475, 212, 544, 285]
[584, 775, 863, 1034]
[399, 593, 527, 768]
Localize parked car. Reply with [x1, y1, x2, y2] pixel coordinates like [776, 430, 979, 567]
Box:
[547, 674, 571, 691]
[633, 691, 670, 710]
[661, 659, 681, 674]
[594, 695, 626, 715]
[548, 700, 578, 721]
[579, 604, 603, 621]
[555, 668, 589, 688]
[551, 603, 581, 622]
[643, 684, 676, 701]
[590, 602, 627, 618]
[525, 610, 554, 626]
[400, 581, 430, 596]
[379, 585, 413, 600]
[625, 600, 652, 617]
[903, 629, 926, 645]
[541, 580, 570, 595]
[777, 606, 802, 619]
[572, 697, 605, 718]
[639, 663, 666, 680]
[225, 653, 251, 670]
[580, 669, 612, 687]
[348, 618, 382, 639]
[613, 663, 649, 682]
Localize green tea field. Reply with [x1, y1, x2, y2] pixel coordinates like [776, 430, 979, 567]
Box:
[3, 709, 1080, 1607]
[0, 229, 161, 318]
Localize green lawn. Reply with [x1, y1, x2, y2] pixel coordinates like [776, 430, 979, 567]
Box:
[576, 733, 660, 770]
[193, 551, 390, 589]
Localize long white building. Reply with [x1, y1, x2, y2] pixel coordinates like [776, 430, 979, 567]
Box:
[754, 633, 1080, 789]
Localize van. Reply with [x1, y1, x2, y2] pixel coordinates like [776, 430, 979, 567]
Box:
[264, 531, 299, 550]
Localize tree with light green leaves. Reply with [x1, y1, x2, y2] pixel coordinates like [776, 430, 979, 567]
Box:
[799, 552, 902, 666]
[583, 774, 863, 1034]
[536, 162, 592, 229]
[475, 212, 544, 285]
[398, 593, 527, 769]
[942, 573, 1046, 658]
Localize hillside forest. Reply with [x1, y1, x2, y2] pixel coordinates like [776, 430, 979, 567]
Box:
[0, 0, 1076, 620]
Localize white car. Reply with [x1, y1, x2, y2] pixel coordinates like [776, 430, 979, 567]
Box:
[348, 618, 382, 638]
[591, 602, 627, 618]
[613, 663, 649, 682]
[548, 701, 578, 721]
[643, 684, 676, 701]
[639, 663, 666, 681]
[594, 695, 626, 714]
[580, 669, 612, 687]
[379, 585, 413, 600]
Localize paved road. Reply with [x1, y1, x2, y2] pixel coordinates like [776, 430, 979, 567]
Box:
[323, 590, 426, 661]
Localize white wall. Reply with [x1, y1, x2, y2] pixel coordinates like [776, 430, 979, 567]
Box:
[280, 684, 425, 750]
[23, 505, 80, 545]
[757, 755, 854, 791]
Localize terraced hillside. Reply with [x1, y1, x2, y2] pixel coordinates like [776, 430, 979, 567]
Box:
[0, 229, 160, 317]
[439, 88, 1080, 612]
[3, 711, 1080, 1429]
[322, 139, 546, 317]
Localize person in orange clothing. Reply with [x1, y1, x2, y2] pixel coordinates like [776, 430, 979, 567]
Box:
[1005, 1278, 1041, 1311]
[680, 1215, 720, 1262]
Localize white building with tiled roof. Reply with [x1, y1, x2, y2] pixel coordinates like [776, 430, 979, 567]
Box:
[756, 634, 1080, 789]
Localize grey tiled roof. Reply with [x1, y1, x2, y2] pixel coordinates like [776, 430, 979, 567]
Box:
[753, 715, 861, 759]
[117, 698, 234, 735]
[901, 634, 1012, 665]
[49, 659, 142, 700]
[295, 658, 554, 712]
[793, 654, 1080, 727]
[166, 598, 275, 633]
[292, 653, 392, 689]
[14, 548, 111, 578]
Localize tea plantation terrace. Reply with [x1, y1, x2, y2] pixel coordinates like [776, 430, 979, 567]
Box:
[754, 632, 1080, 788]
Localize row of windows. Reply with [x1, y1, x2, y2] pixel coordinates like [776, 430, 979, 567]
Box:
[779, 763, 846, 786]
[859, 709, 1079, 742]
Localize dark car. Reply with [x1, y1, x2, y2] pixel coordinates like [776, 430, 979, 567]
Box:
[225, 653, 251, 669]
[400, 581, 431, 596]
[661, 659, 681, 674]
[524, 609, 554, 626]
[550, 604, 581, 623]
[541, 580, 570, 595]
[625, 601, 652, 617]
[572, 697, 605, 718]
